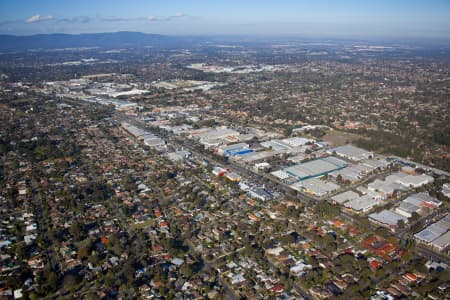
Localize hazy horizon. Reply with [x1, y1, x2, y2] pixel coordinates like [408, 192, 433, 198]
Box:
[1, 0, 449, 40]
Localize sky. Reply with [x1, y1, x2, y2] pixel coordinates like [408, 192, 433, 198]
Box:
[0, 0, 449, 39]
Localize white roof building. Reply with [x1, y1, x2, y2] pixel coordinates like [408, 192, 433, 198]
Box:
[328, 145, 373, 161]
[397, 174, 434, 188]
[290, 178, 340, 197]
[331, 190, 359, 205]
[369, 210, 407, 229]
[344, 194, 382, 213]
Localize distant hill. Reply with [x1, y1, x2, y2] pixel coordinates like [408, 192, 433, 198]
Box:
[0, 31, 198, 51]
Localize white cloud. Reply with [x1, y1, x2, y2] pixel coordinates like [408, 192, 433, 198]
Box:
[58, 16, 91, 23]
[98, 13, 188, 23]
[165, 13, 186, 20]
[26, 14, 54, 23]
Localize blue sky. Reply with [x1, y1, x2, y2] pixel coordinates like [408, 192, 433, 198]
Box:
[0, 0, 449, 39]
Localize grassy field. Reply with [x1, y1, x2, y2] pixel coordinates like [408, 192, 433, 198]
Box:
[322, 129, 364, 147]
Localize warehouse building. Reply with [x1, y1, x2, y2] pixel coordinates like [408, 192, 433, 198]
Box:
[224, 148, 253, 157]
[369, 210, 407, 230]
[261, 140, 291, 152]
[225, 172, 241, 182]
[121, 122, 165, 148]
[290, 178, 340, 197]
[282, 157, 347, 181]
[249, 187, 272, 201]
[414, 214, 450, 251]
[330, 190, 359, 205]
[216, 143, 249, 156]
[238, 150, 278, 163]
[344, 194, 383, 213]
[396, 193, 441, 218]
[396, 174, 434, 188]
[328, 145, 373, 161]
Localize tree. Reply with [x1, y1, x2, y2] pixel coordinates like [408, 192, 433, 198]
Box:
[77, 247, 89, 259]
[47, 272, 58, 291]
[123, 261, 135, 283]
[410, 212, 421, 222]
[89, 251, 100, 265]
[70, 220, 83, 241]
[180, 263, 193, 278]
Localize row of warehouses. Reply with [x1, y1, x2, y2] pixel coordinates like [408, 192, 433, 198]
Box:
[414, 214, 450, 252]
[330, 171, 435, 213]
[121, 122, 165, 147]
[213, 137, 315, 159]
[368, 193, 442, 231]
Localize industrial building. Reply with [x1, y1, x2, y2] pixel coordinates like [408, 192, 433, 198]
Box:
[396, 193, 441, 218]
[328, 145, 373, 161]
[280, 137, 314, 147]
[396, 174, 434, 188]
[282, 157, 347, 181]
[167, 150, 191, 162]
[368, 179, 405, 196]
[121, 122, 165, 148]
[224, 148, 253, 157]
[238, 150, 278, 163]
[290, 178, 340, 197]
[344, 194, 383, 213]
[368, 210, 407, 230]
[225, 172, 241, 182]
[414, 214, 450, 252]
[216, 143, 249, 156]
[261, 140, 292, 152]
[143, 136, 165, 148]
[248, 187, 272, 201]
[330, 190, 359, 205]
[271, 170, 292, 181]
[212, 166, 227, 176]
[192, 127, 240, 142]
[261, 137, 313, 153]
